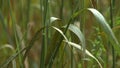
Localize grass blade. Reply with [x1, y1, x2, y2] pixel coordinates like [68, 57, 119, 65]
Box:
[68, 24, 86, 54]
[50, 17, 60, 23]
[87, 8, 120, 52]
[52, 26, 68, 41]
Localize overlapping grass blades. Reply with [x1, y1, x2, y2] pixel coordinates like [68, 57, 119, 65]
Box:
[1, 0, 120, 67]
[45, 9, 85, 67]
[0, 27, 44, 68]
[46, 8, 120, 67]
[52, 26, 102, 68]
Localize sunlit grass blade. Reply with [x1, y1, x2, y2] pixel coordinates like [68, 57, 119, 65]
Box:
[64, 41, 102, 68]
[87, 8, 120, 52]
[0, 44, 14, 50]
[50, 17, 60, 23]
[52, 26, 68, 41]
[67, 24, 86, 55]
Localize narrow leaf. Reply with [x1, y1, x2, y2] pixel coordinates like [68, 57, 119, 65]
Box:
[87, 8, 120, 52]
[68, 24, 85, 48]
[50, 17, 60, 23]
[52, 26, 68, 41]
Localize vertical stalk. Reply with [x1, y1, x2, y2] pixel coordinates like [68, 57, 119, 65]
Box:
[25, 0, 31, 43]
[26, 0, 31, 28]
[0, 11, 13, 45]
[80, 0, 86, 68]
[70, 0, 73, 68]
[59, 0, 64, 20]
[40, 0, 48, 68]
[110, 0, 115, 68]
[22, 0, 31, 67]
[7, 0, 23, 67]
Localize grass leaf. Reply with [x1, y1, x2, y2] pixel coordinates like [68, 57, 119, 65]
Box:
[87, 8, 120, 52]
[68, 24, 86, 51]
[50, 17, 60, 23]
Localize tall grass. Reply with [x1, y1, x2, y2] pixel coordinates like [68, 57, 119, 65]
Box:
[110, 0, 115, 67]
[0, 0, 120, 68]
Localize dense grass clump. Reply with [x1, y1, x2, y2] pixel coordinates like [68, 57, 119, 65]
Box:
[0, 0, 120, 68]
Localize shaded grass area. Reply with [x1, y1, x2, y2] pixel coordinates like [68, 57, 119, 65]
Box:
[0, 0, 120, 68]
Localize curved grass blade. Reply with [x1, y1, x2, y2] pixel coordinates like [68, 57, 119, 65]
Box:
[50, 17, 61, 23]
[87, 8, 120, 52]
[0, 44, 14, 50]
[52, 26, 68, 41]
[68, 24, 86, 55]
[64, 41, 102, 68]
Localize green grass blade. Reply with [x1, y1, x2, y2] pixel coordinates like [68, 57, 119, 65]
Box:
[7, 0, 23, 67]
[110, 0, 115, 67]
[0, 11, 13, 45]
